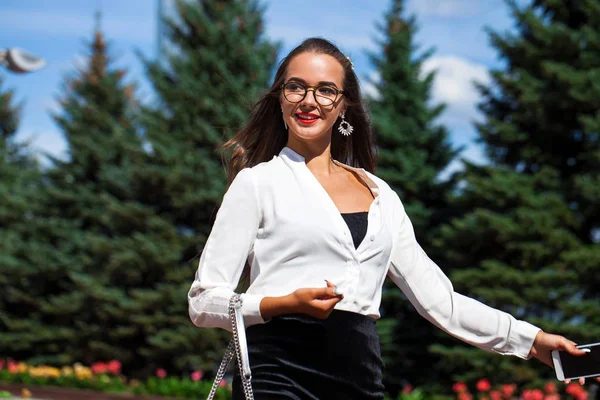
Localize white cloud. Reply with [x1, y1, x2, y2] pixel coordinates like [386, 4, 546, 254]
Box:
[0, 9, 155, 44]
[419, 55, 492, 173]
[421, 55, 490, 125]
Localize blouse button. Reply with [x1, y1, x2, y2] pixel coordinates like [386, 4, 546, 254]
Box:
[370, 235, 375, 241]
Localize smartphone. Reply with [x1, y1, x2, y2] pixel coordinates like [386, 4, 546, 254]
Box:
[552, 342, 600, 381]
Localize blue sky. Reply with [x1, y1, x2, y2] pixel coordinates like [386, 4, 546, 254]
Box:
[2, 0, 518, 169]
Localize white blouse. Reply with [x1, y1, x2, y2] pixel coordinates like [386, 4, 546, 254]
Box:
[188, 147, 541, 359]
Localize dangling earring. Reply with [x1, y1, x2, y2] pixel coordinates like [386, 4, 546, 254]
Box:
[282, 109, 288, 130]
[338, 112, 353, 136]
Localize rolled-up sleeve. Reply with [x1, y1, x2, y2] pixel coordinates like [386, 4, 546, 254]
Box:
[188, 168, 264, 331]
[386, 194, 540, 359]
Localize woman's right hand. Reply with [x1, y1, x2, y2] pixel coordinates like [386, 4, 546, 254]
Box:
[260, 281, 344, 320]
[288, 280, 344, 319]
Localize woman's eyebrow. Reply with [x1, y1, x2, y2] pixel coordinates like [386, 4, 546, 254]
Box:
[287, 77, 339, 88]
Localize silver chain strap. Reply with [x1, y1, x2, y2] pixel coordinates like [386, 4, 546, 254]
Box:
[207, 294, 254, 400]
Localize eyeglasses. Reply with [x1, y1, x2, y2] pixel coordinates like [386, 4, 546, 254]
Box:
[280, 81, 345, 106]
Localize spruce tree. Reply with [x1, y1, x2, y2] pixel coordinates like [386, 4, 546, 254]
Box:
[432, 0, 600, 385]
[0, 75, 49, 362]
[0, 75, 20, 139]
[0, 74, 28, 229]
[14, 24, 187, 375]
[367, 0, 459, 393]
[137, 0, 278, 373]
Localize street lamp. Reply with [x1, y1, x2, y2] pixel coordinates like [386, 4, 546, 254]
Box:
[0, 48, 46, 73]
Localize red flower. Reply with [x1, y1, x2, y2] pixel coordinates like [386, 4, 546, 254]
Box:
[91, 362, 107, 374]
[402, 384, 413, 394]
[453, 382, 468, 393]
[107, 360, 121, 376]
[7, 361, 18, 374]
[458, 392, 472, 400]
[191, 370, 204, 381]
[544, 394, 560, 400]
[544, 382, 557, 394]
[156, 368, 167, 378]
[502, 383, 516, 398]
[574, 391, 589, 400]
[476, 378, 491, 392]
[566, 383, 583, 396]
[219, 379, 227, 388]
[490, 390, 502, 400]
[531, 388, 544, 400]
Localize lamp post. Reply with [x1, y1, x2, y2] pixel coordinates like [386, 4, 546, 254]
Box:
[0, 48, 46, 73]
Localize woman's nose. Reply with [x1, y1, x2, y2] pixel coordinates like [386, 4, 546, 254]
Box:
[301, 88, 318, 106]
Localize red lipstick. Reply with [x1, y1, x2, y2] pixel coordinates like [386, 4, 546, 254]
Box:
[295, 112, 320, 125]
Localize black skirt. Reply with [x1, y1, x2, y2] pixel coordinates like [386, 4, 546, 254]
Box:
[232, 310, 385, 400]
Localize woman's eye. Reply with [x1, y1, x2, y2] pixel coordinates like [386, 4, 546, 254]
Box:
[318, 86, 336, 95]
[287, 83, 304, 91]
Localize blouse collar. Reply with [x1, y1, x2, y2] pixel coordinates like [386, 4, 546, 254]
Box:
[279, 146, 305, 163]
[279, 146, 360, 171]
[278, 146, 380, 196]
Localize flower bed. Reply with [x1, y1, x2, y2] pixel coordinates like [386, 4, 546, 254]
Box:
[450, 378, 590, 400]
[0, 358, 594, 400]
[0, 359, 230, 399]
[0, 382, 184, 400]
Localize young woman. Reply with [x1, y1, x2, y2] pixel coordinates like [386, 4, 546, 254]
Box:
[188, 38, 590, 399]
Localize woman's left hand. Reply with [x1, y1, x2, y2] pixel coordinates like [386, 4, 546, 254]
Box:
[530, 330, 600, 384]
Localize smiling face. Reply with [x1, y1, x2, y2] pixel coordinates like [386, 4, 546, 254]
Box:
[280, 52, 347, 145]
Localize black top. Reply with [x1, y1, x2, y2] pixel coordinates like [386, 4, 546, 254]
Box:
[340, 212, 369, 249]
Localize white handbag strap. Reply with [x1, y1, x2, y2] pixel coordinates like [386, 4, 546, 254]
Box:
[206, 294, 254, 400]
[234, 298, 252, 379]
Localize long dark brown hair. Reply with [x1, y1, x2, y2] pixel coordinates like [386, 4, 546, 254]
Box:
[222, 37, 376, 185]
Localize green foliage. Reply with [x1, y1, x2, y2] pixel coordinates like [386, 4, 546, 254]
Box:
[432, 0, 600, 385]
[139, 0, 278, 242]
[0, 74, 21, 138]
[134, 0, 279, 374]
[132, 376, 230, 399]
[0, 74, 38, 228]
[394, 388, 429, 400]
[0, 0, 279, 379]
[368, 0, 459, 393]
[0, 76, 47, 365]
[0, 27, 185, 377]
[0, 370, 126, 393]
[0, 368, 231, 399]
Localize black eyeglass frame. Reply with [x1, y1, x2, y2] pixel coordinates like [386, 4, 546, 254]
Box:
[280, 82, 346, 106]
